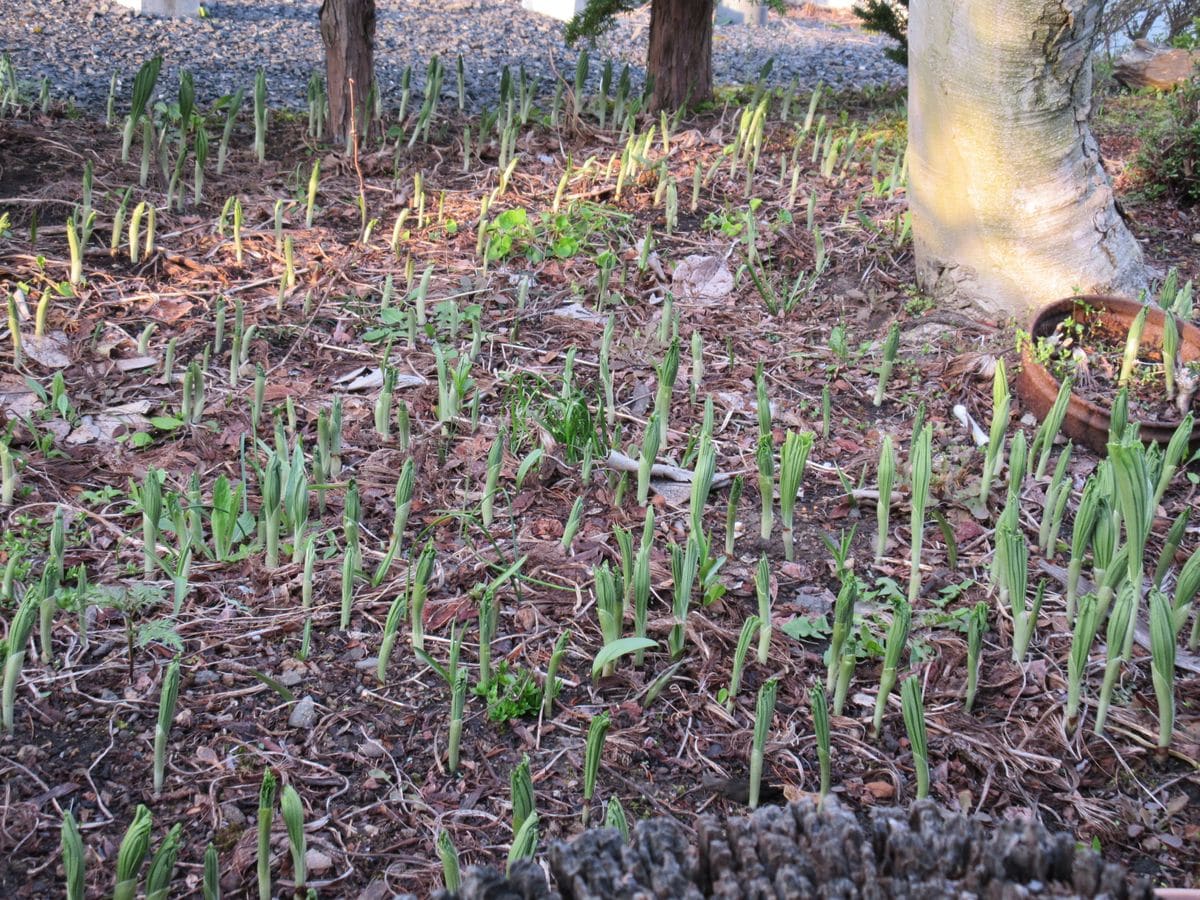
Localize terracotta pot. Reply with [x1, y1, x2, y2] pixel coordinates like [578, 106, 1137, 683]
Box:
[1014, 295, 1200, 455]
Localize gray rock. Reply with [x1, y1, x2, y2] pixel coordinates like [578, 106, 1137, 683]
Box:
[288, 694, 317, 728]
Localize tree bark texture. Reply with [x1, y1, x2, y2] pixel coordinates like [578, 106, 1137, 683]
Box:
[908, 0, 1146, 320]
[320, 0, 375, 144]
[647, 0, 714, 112]
[431, 798, 1152, 899]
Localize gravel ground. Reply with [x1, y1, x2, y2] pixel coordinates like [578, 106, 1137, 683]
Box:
[0, 0, 903, 114]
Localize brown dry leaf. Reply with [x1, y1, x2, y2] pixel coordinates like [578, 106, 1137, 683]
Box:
[865, 780, 895, 800]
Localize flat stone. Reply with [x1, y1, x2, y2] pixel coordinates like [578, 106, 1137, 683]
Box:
[288, 695, 318, 729]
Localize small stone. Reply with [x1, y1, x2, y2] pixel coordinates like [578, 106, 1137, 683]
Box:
[277, 669, 304, 687]
[360, 737, 388, 758]
[305, 849, 333, 875]
[288, 695, 317, 729]
[354, 656, 379, 671]
[193, 670, 219, 685]
[220, 801, 247, 827]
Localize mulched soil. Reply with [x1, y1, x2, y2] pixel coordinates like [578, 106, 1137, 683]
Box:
[0, 82, 1198, 898]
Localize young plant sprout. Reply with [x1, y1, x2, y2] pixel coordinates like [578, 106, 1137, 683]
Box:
[113, 804, 153, 900]
[260, 451, 283, 570]
[203, 844, 219, 900]
[964, 600, 988, 712]
[1163, 313, 1180, 400]
[871, 600, 911, 738]
[907, 423, 932, 604]
[594, 562, 624, 677]
[1108, 435, 1153, 658]
[637, 413, 661, 508]
[510, 754, 534, 834]
[377, 588, 406, 683]
[409, 542, 436, 652]
[481, 434, 504, 529]
[1118, 304, 1148, 387]
[1153, 413, 1193, 509]
[561, 496, 585, 551]
[256, 770, 276, 900]
[668, 537, 699, 659]
[980, 358, 1010, 506]
[477, 590, 497, 691]
[605, 797, 630, 840]
[689, 433, 717, 537]
[145, 823, 182, 900]
[749, 678, 778, 809]
[582, 710, 611, 826]
[725, 474, 744, 557]
[3, 592, 38, 733]
[280, 784, 306, 892]
[873, 323, 900, 407]
[900, 676, 929, 800]
[372, 458, 414, 585]
[507, 813, 539, 874]
[62, 810, 85, 900]
[1037, 442, 1073, 554]
[756, 433, 775, 542]
[1094, 584, 1135, 736]
[253, 68, 268, 163]
[778, 430, 813, 561]
[1065, 593, 1100, 730]
[997, 524, 1042, 661]
[1065, 475, 1102, 621]
[632, 509, 653, 664]
[438, 830, 460, 893]
[153, 656, 181, 795]
[653, 337, 681, 448]
[448, 668, 468, 774]
[1031, 375, 1073, 479]
[748, 553, 772, 663]
[826, 575, 856, 692]
[876, 435, 895, 565]
[1154, 508, 1189, 589]
[811, 681, 832, 800]
[138, 468, 164, 577]
[726, 615, 762, 712]
[542, 629, 570, 715]
[1149, 590, 1176, 757]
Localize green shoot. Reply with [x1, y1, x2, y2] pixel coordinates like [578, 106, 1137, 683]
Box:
[542, 630, 570, 715]
[980, 358, 1010, 506]
[280, 785, 306, 892]
[437, 831, 460, 893]
[907, 423, 932, 604]
[507, 813, 539, 874]
[145, 823, 182, 900]
[561, 496, 585, 551]
[811, 681, 831, 800]
[637, 413, 661, 507]
[410, 542, 436, 652]
[113, 804, 153, 900]
[756, 433, 774, 542]
[900, 677, 929, 800]
[582, 711, 610, 825]
[778, 431, 813, 561]
[1066, 593, 1100, 729]
[605, 797, 629, 840]
[1149, 591, 1176, 757]
[873, 323, 899, 406]
[726, 615, 762, 712]
[1118, 304, 1148, 387]
[61, 810, 85, 900]
[875, 435, 895, 565]
[749, 678, 778, 809]
[725, 474, 743, 557]
[448, 669, 467, 773]
[153, 657, 181, 795]
[1094, 584, 1135, 736]
[203, 844, 220, 900]
[871, 600, 910, 738]
[256, 770, 276, 900]
[964, 600, 988, 712]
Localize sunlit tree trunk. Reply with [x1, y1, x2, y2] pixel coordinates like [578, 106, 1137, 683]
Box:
[647, 0, 714, 112]
[908, 0, 1146, 320]
[320, 0, 375, 144]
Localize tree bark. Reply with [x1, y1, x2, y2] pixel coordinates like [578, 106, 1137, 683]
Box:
[647, 0, 714, 112]
[908, 0, 1146, 320]
[319, 0, 376, 144]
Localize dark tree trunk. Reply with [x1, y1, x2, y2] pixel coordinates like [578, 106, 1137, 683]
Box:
[647, 0, 713, 113]
[320, 0, 376, 144]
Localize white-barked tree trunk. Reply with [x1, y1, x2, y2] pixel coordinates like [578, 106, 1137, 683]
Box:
[908, 0, 1147, 320]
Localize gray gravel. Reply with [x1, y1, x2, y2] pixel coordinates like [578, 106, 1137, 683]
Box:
[0, 0, 903, 114]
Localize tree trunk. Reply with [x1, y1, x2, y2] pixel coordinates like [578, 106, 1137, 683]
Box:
[908, 0, 1146, 320]
[647, 0, 713, 112]
[320, 0, 376, 144]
